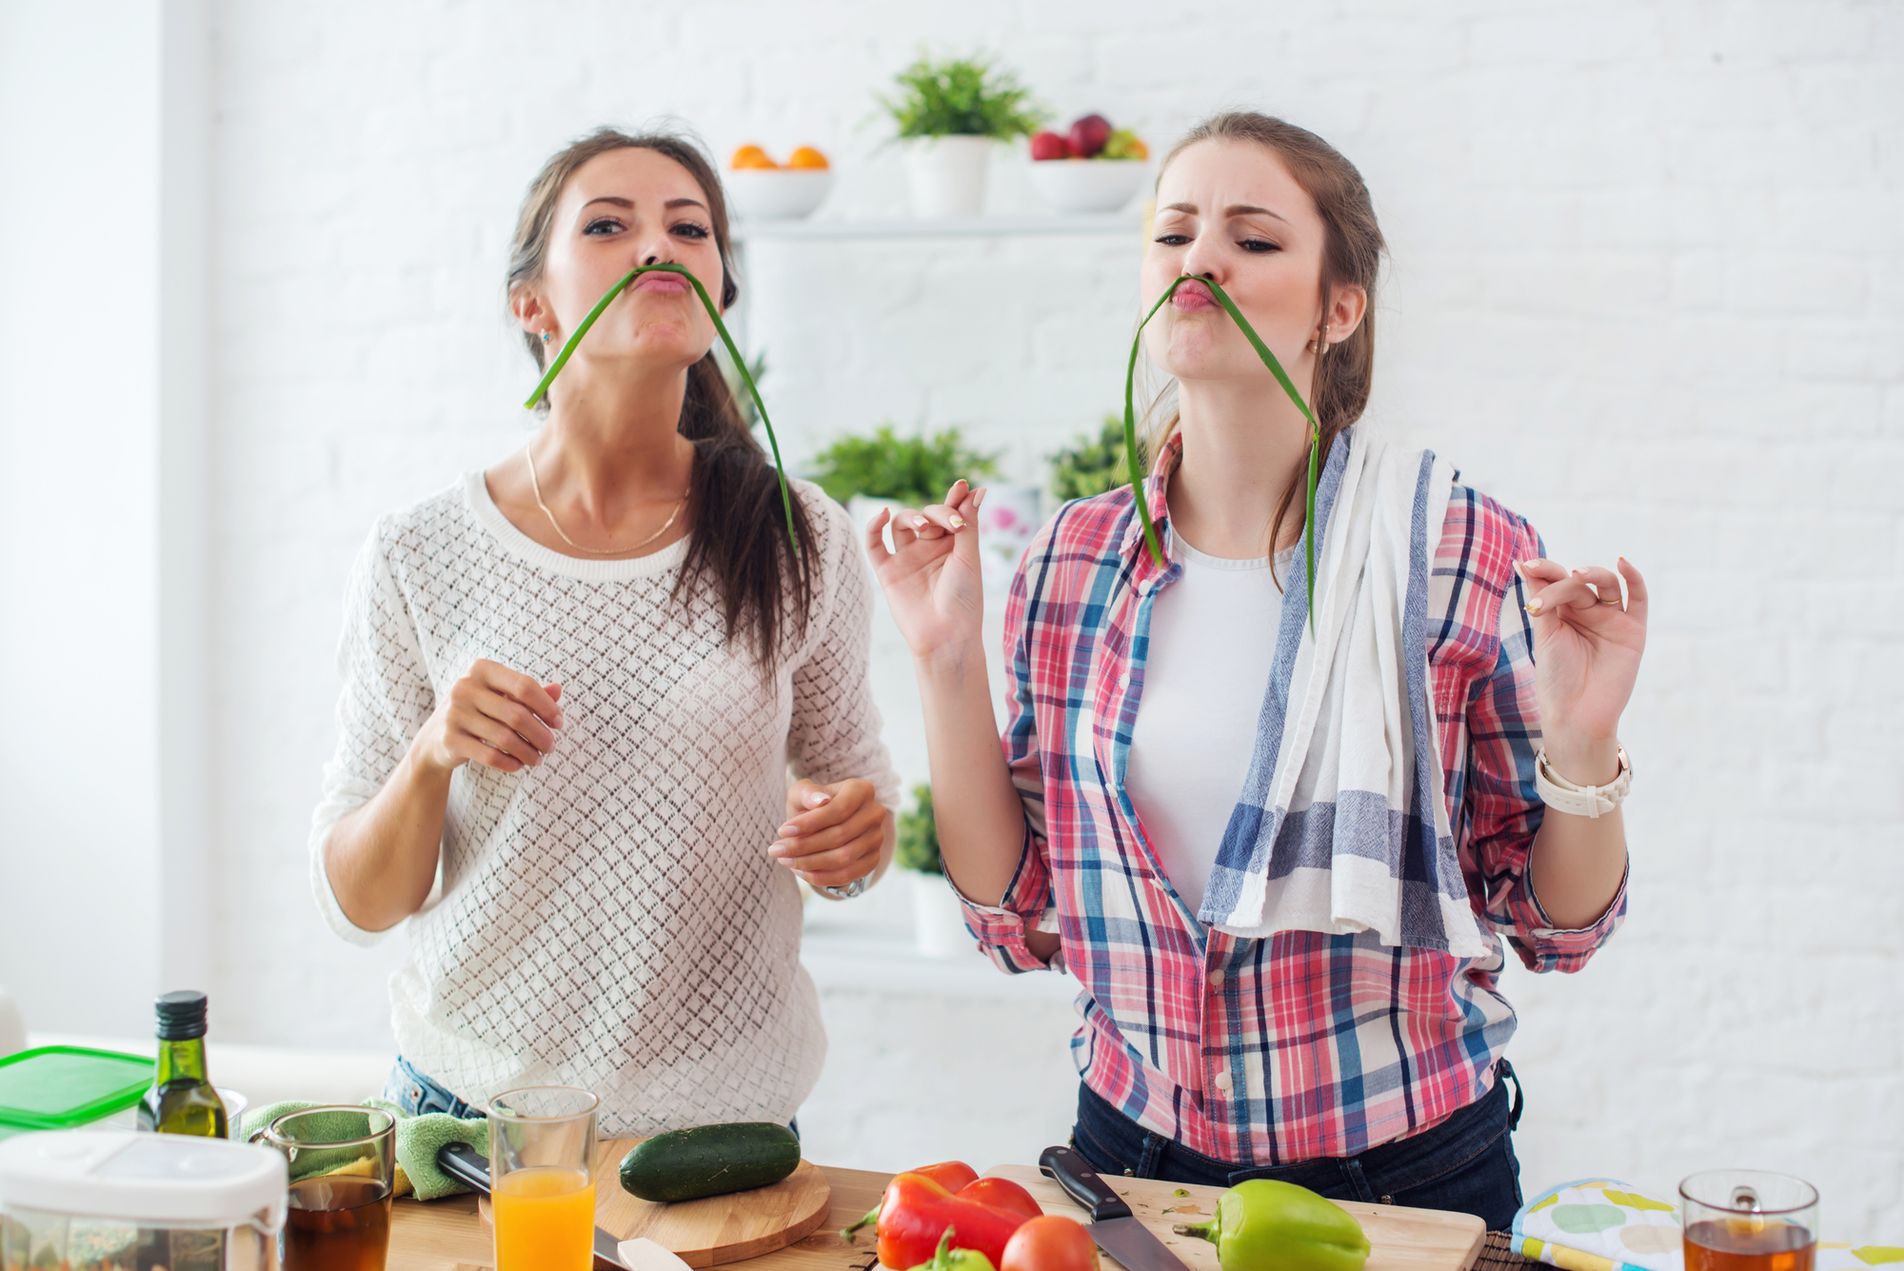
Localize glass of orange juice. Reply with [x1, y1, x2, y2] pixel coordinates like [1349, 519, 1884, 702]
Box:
[487, 1085, 599, 1271]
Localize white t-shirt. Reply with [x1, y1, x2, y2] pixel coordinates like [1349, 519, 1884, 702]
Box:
[1124, 528, 1288, 917]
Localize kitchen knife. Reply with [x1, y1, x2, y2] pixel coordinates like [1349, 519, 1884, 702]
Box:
[437, 1141, 628, 1271]
[1038, 1144, 1194, 1271]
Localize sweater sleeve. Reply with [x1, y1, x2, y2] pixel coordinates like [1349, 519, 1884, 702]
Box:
[309, 519, 438, 946]
[785, 491, 901, 820]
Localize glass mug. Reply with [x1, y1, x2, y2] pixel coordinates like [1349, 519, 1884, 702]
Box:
[488, 1085, 600, 1271]
[260, 1105, 396, 1271]
[1680, 1170, 1819, 1271]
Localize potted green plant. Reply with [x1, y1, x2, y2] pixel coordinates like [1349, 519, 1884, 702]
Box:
[895, 784, 969, 957]
[808, 423, 1000, 531]
[1048, 414, 1140, 503]
[881, 53, 1044, 217]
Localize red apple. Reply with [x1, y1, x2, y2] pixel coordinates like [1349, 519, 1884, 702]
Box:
[1029, 130, 1073, 161]
[1068, 113, 1113, 159]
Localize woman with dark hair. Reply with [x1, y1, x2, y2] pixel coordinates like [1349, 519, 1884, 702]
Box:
[310, 127, 897, 1134]
[868, 112, 1647, 1226]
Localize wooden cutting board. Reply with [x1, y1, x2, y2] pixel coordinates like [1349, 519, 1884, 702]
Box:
[473, 1136, 832, 1268]
[986, 1165, 1486, 1271]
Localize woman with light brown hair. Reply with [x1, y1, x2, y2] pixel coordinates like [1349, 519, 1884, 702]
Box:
[870, 112, 1648, 1225]
[309, 127, 897, 1135]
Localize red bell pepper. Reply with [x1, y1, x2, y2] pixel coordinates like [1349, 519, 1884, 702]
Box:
[842, 1163, 1042, 1269]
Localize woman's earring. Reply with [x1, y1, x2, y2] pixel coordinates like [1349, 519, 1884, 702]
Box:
[1314, 326, 1330, 356]
[541, 331, 554, 345]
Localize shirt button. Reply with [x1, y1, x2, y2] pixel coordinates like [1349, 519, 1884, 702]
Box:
[1119, 670, 1132, 688]
[1214, 1069, 1233, 1092]
[1209, 969, 1226, 988]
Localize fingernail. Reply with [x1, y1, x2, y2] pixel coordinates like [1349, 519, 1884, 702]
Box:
[1525, 598, 1544, 615]
[769, 842, 788, 857]
[949, 514, 966, 529]
[777, 823, 797, 836]
[807, 792, 831, 808]
[1518, 559, 1541, 573]
[975, 488, 988, 506]
[552, 714, 565, 729]
[912, 516, 928, 529]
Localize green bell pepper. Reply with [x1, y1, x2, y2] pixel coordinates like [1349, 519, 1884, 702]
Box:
[1172, 1179, 1371, 1271]
[908, 1227, 998, 1271]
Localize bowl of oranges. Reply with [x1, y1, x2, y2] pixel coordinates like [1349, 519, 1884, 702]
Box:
[726, 144, 833, 221]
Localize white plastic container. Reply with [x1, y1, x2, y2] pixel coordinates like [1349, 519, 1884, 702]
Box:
[0, 1131, 286, 1271]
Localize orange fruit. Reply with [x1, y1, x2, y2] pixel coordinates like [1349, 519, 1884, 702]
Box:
[730, 144, 776, 170]
[787, 145, 830, 170]
[1127, 137, 1149, 160]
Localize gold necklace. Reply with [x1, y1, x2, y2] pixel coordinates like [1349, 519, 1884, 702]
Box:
[524, 446, 688, 557]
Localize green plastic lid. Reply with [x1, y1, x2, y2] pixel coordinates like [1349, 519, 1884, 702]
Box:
[0, 1046, 155, 1131]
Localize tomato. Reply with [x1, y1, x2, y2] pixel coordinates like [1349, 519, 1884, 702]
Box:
[1000, 1215, 1099, 1271]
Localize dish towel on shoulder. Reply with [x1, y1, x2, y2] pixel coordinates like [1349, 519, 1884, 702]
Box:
[1200, 428, 1493, 958]
[1511, 1178, 1901, 1271]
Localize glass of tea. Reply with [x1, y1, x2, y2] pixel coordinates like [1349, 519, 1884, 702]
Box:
[1680, 1170, 1819, 1271]
[488, 1085, 599, 1271]
[261, 1105, 396, 1271]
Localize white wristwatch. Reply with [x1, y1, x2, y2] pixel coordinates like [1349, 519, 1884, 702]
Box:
[1534, 746, 1633, 819]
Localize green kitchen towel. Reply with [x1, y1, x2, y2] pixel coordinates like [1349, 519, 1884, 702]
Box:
[241, 1097, 486, 1202]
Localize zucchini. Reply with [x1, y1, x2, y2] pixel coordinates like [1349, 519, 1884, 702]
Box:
[618, 1122, 801, 1203]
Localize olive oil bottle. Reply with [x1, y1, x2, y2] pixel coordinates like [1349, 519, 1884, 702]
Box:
[136, 990, 229, 1137]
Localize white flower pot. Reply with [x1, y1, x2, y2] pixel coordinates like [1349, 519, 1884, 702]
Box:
[909, 870, 971, 958]
[902, 136, 995, 218]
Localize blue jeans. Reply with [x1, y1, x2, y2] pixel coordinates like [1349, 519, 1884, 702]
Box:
[1070, 1060, 1525, 1230]
[384, 1056, 802, 1141]
[386, 1055, 479, 1118]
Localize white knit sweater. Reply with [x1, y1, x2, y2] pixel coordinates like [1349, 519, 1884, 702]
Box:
[310, 471, 898, 1135]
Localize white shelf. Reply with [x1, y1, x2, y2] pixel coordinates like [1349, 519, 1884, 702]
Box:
[733, 212, 1143, 244]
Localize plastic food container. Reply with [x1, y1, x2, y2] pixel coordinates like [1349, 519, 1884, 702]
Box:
[0, 1047, 248, 1142]
[0, 1047, 152, 1142]
[0, 1130, 286, 1271]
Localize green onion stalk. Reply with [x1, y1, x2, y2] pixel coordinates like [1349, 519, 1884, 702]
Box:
[1124, 275, 1322, 625]
[523, 262, 800, 554]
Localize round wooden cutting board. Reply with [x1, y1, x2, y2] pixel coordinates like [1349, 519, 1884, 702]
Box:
[477, 1136, 833, 1267]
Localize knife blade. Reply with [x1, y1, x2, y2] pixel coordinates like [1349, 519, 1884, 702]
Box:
[1038, 1144, 1193, 1271]
[437, 1141, 628, 1271]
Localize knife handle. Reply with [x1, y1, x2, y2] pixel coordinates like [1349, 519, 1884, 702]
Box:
[1038, 1144, 1134, 1222]
[437, 1141, 493, 1195]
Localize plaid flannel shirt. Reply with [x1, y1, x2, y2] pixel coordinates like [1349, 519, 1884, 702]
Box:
[960, 435, 1628, 1165]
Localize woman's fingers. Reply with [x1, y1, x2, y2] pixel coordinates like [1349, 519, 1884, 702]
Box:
[1524, 575, 1602, 618]
[1569, 565, 1625, 608]
[793, 834, 883, 888]
[457, 709, 541, 768]
[1516, 558, 1568, 587]
[773, 802, 885, 859]
[1618, 557, 1648, 626]
[478, 688, 557, 755]
[474, 659, 562, 729]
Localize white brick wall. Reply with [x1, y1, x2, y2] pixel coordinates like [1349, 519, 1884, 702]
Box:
[196, 0, 1901, 1229]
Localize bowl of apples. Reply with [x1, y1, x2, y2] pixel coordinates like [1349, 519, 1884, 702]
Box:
[726, 144, 834, 221]
[1027, 113, 1150, 213]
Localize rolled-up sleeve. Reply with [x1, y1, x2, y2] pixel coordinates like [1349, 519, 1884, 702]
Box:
[1464, 516, 1628, 973]
[956, 532, 1062, 974]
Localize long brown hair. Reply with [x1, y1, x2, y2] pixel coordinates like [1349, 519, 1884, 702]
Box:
[1151, 112, 1386, 582]
[506, 126, 814, 670]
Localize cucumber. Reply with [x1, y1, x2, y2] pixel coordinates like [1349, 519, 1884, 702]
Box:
[618, 1122, 801, 1203]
